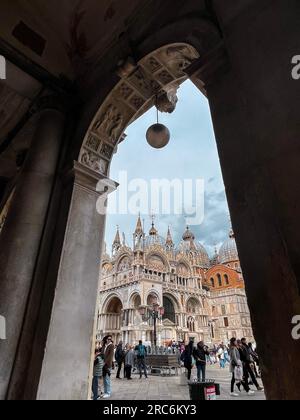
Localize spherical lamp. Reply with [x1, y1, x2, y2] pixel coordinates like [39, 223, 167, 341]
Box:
[146, 123, 170, 149]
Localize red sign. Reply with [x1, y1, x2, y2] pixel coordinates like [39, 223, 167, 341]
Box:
[205, 386, 217, 400]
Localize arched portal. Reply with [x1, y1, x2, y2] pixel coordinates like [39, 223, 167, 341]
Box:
[163, 296, 176, 324]
[100, 296, 123, 344]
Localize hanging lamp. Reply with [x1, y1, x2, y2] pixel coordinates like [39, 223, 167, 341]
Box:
[146, 96, 170, 149]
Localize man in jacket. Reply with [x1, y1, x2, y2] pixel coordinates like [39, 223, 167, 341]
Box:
[240, 338, 264, 392]
[193, 341, 209, 382]
[102, 335, 114, 398]
[134, 340, 148, 379]
[115, 341, 125, 379]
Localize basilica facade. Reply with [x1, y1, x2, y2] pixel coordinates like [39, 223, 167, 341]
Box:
[97, 217, 254, 347]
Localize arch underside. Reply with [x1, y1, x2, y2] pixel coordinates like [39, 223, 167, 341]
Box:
[79, 43, 200, 176]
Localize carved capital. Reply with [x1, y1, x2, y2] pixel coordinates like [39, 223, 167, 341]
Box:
[185, 42, 231, 92]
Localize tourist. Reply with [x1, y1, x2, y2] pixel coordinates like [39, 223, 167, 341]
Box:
[115, 341, 125, 379]
[135, 340, 148, 379]
[102, 335, 114, 398]
[240, 338, 264, 392]
[92, 348, 104, 400]
[182, 339, 194, 380]
[248, 342, 260, 378]
[124, 345, 135, 380]
[217, 344, 226, 369]
[229, 338, 254, 397]
[193, 341, 209, 382]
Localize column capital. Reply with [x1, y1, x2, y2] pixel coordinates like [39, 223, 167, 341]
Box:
[65, 161, 118, 194]
[185, 42, 231, 93]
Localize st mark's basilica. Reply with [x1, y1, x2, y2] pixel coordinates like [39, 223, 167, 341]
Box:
[97, 216, 254, 346]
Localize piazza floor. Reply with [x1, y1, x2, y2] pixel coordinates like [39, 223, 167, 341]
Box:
[104, 364, 266, 401]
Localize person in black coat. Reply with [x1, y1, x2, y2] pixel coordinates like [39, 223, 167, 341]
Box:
[193, 341, 209, 382]
[182, 340, 194, 380]
[239, 339, 264, 392]
[115, 341, 125, 379]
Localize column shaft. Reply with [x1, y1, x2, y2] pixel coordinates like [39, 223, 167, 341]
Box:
[0, 107, 65, 400]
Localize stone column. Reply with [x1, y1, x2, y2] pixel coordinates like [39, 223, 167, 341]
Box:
[0, 98, 66, 400]
[36, 162, 117, 400]
[188, 1, 300, 400]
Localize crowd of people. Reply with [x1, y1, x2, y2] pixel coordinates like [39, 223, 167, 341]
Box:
[92, 335, 263, 400]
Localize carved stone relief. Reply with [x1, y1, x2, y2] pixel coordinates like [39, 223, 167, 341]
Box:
[85, 133, 101, 152]
[79, 150, 108, 174]
[93, 104, 124, 145]
[80, 43, 200, 175]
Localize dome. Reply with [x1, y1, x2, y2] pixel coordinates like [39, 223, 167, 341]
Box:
[219, 231, 239, 264]
[176, 239, 210, 268]
[182, 226, 195, 241]
[144, 234, 165, 248]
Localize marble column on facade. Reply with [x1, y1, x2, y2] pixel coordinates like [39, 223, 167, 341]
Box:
[36, 162, 117, 400]
[0, 97, 66, 400]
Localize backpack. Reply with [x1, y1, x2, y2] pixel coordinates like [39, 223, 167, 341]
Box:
[137, 344, 145, 357]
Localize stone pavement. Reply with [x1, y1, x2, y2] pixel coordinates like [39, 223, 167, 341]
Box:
[104, 365, 266, 401]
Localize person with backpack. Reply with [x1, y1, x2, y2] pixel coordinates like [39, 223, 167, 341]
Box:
[134, 340, 148, 379]
[92, 348, 104, 400]
[115, 341, 125, 379]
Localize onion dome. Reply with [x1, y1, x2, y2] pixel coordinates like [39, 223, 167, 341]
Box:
[145, 221, 164, 248]
[149, 221, 158, 236]
[219, 230, 239, 264]
[182, 226, 195, 241]
[177, 227, 210, 268]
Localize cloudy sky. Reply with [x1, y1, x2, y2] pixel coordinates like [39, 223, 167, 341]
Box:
[105, 80, 230, 257]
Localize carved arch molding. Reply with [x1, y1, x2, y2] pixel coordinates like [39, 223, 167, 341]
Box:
[79, 43, 199, 175]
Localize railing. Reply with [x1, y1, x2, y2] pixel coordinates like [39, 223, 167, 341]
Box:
[100, 274, 211, 295]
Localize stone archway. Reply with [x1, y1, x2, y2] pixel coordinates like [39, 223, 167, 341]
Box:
[78, 43, 201, 178]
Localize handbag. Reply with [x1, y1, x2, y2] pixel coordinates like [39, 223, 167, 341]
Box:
[234, 365, 243, 382]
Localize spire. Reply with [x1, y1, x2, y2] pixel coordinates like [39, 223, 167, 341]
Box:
[113, 226, 121, 245]
[166, 226, 174, 245]
[165, 226, 174, 251]
[149, 214, 158, 236]
[134, 214, 144, 235]
[133, 214, 145, 251]
[112, 226, 121, 254]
